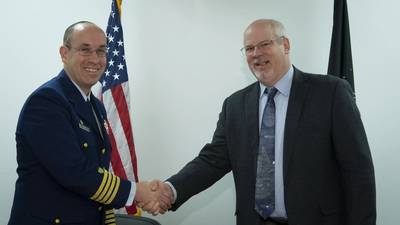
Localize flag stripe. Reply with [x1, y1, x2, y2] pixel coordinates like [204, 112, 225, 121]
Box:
[110, 84, 138, 181]
[104, 114, 128, 180]
[100, 0, 139, 215]
[103, 88, 133, 181]
[104, 110, 136, 214]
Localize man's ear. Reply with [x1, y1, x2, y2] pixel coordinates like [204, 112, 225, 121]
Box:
[283, 37, 290, 54]
[59, 46, 68, 63]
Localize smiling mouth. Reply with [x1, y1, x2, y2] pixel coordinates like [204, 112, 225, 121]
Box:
[254, 60, 270, 67]
[84, 67, 100, 73]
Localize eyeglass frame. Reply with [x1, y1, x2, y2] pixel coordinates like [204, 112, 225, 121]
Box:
[240, 36, 285, 56]
[65, 44, 108, 57]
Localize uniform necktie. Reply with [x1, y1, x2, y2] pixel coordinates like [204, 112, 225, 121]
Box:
[255, 87, 278, 219]
[87, 100, 104, 140]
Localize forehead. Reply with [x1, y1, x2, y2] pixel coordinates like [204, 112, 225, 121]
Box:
[243, 24, 275, 46]
[70, 26, 106, 47]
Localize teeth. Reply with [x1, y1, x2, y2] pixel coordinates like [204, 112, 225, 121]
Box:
[85, 68, 97, 72]
[255, 61, 268, 66]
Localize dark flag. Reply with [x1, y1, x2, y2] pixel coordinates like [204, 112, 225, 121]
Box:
[328, 0, 355, 92]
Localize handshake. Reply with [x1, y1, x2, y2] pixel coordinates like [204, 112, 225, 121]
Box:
[134, 180, 174, 215]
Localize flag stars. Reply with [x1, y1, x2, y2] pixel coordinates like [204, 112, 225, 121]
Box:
[108, 35, 114, 43]
[117, 63, 125, 70]
[102, 4, 129, 89]
[105, 70, 110, 76]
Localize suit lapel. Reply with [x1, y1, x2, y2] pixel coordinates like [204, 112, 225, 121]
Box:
[283, 68, 310, 181]
[244, 83, 260, 174]
[58, 71, 101, 136]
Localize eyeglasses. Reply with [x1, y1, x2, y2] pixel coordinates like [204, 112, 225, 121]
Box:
[240, 36, 284, 56]
[67, 46, 108, 57]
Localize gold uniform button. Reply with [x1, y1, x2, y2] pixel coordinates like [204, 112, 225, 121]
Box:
[101, 148, 106, 154]
[83, 142, 88, 148]
[54, 218, 61, 224]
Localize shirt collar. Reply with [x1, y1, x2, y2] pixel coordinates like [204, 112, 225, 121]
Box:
[68, 77, 91, 102]
[259, 65, 294, 98]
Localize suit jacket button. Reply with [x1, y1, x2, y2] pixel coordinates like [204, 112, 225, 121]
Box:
[83, 142, 88, 149]
[101, 148, 106, 154]
[54, 218, 61, 224]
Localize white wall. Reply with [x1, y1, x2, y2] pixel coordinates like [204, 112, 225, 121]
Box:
[0, 0, 398, 224]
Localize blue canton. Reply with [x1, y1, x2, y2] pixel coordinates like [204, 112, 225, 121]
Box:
[100, 1, 129, 93]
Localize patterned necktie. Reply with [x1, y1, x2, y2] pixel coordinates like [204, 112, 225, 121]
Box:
[255, 87, 278, 219]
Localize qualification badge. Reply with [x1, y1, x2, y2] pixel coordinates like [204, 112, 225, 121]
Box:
[79, 120, 91, 132]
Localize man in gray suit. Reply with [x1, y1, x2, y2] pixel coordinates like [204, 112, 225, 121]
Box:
[152, 19, 376, 225]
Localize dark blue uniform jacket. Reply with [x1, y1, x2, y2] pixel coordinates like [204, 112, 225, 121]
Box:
[8, 70, 131, 225]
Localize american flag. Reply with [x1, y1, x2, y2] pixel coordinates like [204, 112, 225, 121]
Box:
[100, 0, 139, 215]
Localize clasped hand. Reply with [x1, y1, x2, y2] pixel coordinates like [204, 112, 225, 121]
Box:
[135, 180, 174, 215]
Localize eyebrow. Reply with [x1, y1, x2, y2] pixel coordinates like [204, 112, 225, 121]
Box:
[78, 43, 107, 48]
[246, 39, 270, 46]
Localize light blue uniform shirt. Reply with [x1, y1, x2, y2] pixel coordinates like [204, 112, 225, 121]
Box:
[258, 66, 293, 219]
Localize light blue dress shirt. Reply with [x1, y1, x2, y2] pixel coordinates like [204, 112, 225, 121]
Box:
[258, 66, 293, 219]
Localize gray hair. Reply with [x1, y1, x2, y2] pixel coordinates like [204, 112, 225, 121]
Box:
[246, 19, 288, 40]
[267, 19, 287, 38]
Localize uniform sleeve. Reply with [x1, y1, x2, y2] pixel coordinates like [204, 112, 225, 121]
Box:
[20, 88, 131, 209]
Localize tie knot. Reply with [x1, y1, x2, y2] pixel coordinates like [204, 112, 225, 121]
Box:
[265, 87, 278, 101]
[86, 99, 93, 109]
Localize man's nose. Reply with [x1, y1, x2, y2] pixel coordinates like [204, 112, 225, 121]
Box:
[251, 46, 260, 57]
[87, 52, 104, 62]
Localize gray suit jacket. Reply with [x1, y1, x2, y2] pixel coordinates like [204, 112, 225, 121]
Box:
[167, 68, 376, 225]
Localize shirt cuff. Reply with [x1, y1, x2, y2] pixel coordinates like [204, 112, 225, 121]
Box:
[165, 181, 177, 203]
[125, 181, 136, 206]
